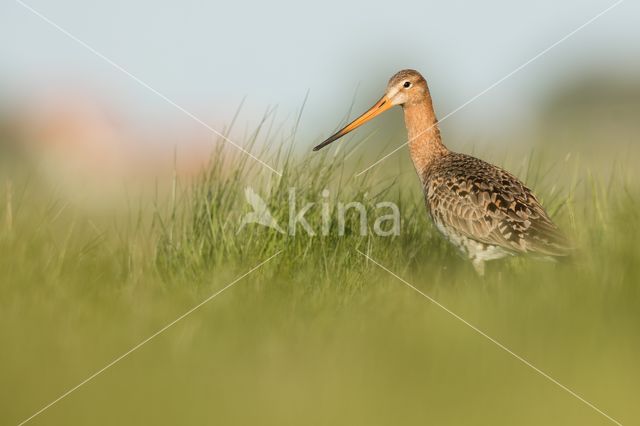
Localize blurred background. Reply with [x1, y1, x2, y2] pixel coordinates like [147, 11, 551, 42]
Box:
[1, 0, 639, 188]
[2, 2, 640, 425]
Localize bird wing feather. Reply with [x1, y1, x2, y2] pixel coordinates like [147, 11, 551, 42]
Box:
[424, 153, 571, 256]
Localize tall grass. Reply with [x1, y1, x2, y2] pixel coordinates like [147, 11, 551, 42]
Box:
[1, 124, 639, 425]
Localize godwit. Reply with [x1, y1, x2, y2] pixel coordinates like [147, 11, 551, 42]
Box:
[314, 69, 570, 275]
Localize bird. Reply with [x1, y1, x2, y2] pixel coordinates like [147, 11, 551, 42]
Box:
[313, 69, 571, 275]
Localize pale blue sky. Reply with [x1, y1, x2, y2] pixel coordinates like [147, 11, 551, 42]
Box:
[1, 0, 638, 144]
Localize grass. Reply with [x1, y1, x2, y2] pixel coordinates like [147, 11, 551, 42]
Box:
[0, 127, 639, 426]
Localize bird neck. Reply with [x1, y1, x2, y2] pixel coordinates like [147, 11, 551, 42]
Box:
[402, 96, 448, 177]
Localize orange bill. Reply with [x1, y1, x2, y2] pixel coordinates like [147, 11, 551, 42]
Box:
[313, 95, 393, 151]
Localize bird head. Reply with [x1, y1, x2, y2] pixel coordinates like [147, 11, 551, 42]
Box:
[313, 69, 427, 151]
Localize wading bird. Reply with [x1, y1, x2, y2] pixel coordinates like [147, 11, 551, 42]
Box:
[313, 69, 570, 275]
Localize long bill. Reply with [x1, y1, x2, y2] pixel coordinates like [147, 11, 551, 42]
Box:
[313, 95, 393, 151]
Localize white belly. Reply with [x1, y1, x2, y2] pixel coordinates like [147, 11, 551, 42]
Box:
[433, 219, 511, 263]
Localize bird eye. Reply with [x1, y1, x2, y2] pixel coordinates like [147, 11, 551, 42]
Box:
[403, 81, 411, 88]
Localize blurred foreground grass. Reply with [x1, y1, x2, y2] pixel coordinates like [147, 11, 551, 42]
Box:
[0, 133, 639, 426]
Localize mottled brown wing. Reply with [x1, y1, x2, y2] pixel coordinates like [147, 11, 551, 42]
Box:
[423, 153, 571, 256]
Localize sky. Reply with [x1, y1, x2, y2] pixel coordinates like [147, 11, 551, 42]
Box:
[1, 0, 639, 145]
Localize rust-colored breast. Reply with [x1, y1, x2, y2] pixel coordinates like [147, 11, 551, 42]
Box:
[421, 153, 570, 256]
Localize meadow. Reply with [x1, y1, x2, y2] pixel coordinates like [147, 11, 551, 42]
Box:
[1, 126, 639, 425]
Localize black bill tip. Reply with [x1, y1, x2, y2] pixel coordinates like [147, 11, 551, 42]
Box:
[312, 134, 340, 151]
